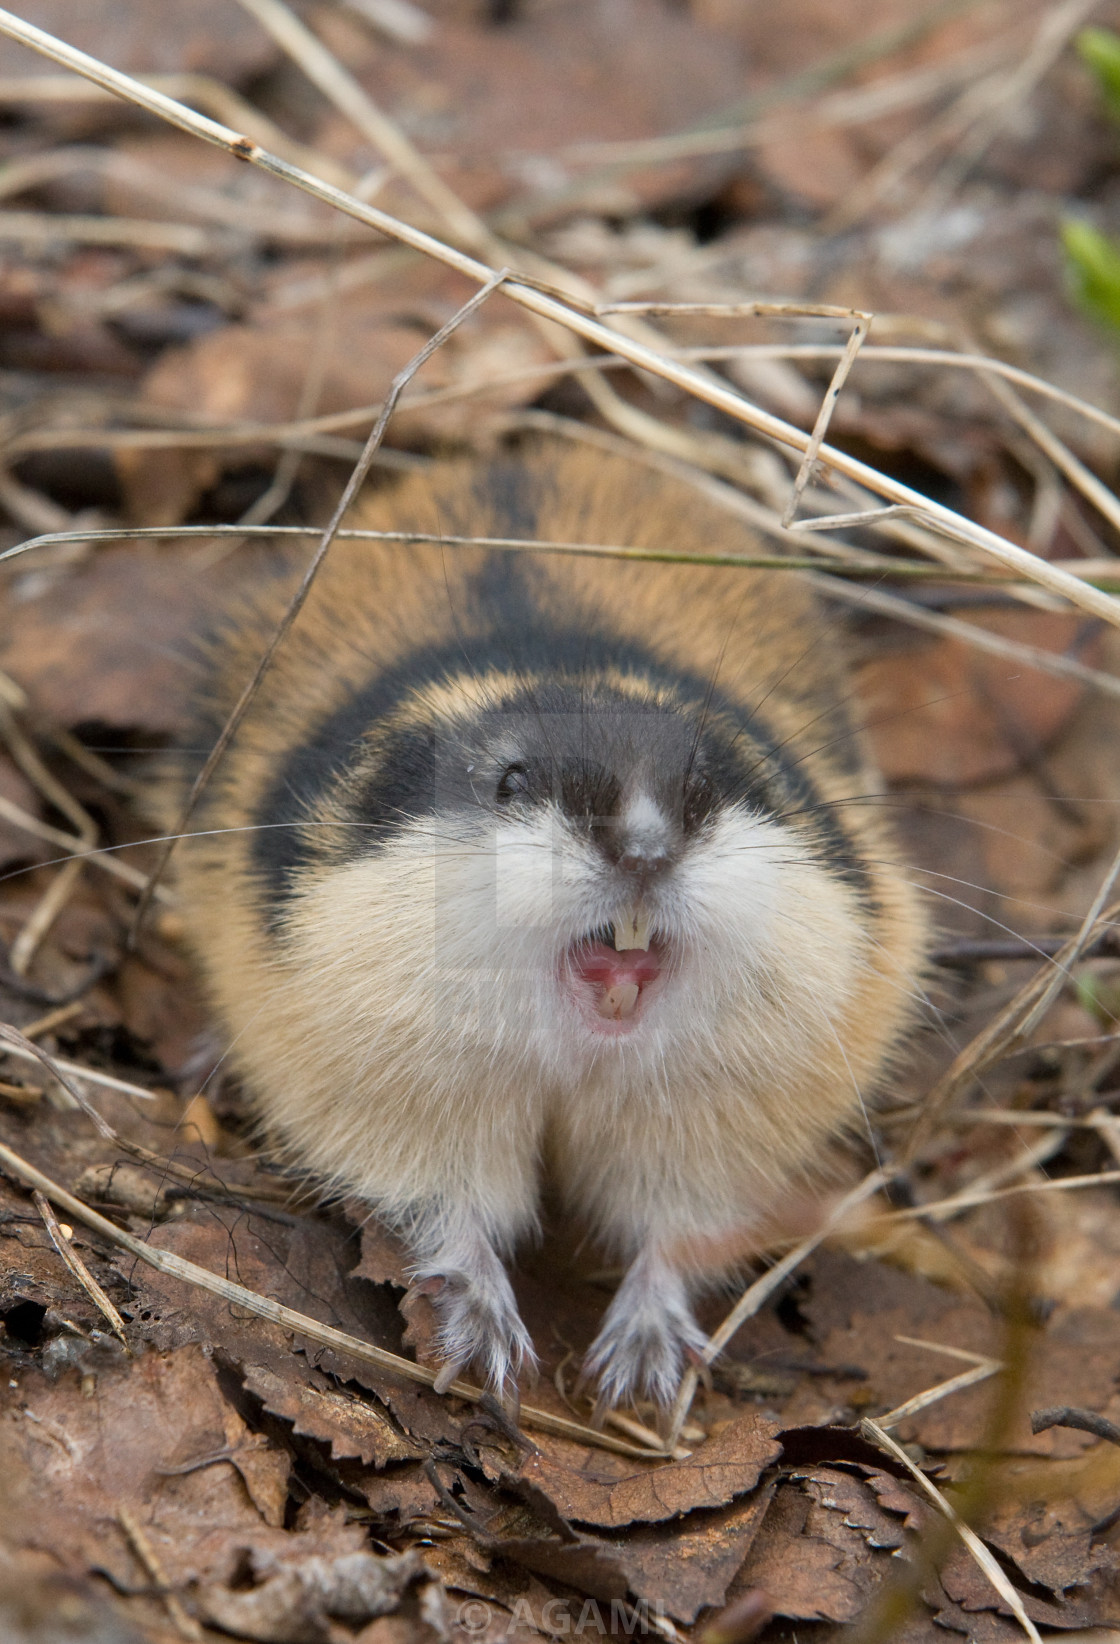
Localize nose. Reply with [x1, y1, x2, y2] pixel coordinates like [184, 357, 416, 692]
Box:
[617, 841, 672, 880]
[606, 792, 679, 883]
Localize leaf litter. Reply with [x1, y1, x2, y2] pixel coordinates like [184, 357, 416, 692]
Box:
[4, 0, 1120, 1640]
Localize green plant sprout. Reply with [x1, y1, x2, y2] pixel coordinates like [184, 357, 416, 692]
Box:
[1078, 26, 1120, 122]
[1061, 29, 1120, 333]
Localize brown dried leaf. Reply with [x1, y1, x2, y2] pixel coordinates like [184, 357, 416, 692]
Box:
[0, 1343, 290, 1585]
[122, 264, 554, 522]
[515, 1413, 781, 1529]
[0, 1548, 148, 1644]
[857, 613, 1102, 788]
[195, 1545, 434, 1644]
[981, 1493, 1112, 1596]
[610, 1481, 777, 1625]
[243, 1361, 422, 1467]
[312, 0, 745, 224]
[938, 1538, 1105, 1630]
[731, 1479, 876, 1623]
[352, 1217, 412, 1289]
[352, 1464, 443, 1529]
[0, 542, 250, 734]
[799, 1466, 908, 1550]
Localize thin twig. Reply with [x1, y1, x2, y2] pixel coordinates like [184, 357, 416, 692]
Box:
[0, 793, 172, 898]
[233, 0, 486, 251]
[1030, 1406, 1120, 1444]
[32, 1189, 130, 1352]
[0, 699, 97, 973]
[10, 341, 1120, 459]
[877, 1337, 1002, 1430]
[891, 1169, 1120, 1223]
[0, 1037, 156, 1103]
[783, 311, 872, 527]
[908, 874, 1120, 1154]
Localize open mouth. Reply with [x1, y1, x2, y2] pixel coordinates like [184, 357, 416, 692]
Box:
[566, 902, 663, 1028]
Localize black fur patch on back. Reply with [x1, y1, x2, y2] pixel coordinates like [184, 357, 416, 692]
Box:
[245, 557, 874, 923]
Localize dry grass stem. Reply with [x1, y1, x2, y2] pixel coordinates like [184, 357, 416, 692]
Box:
[877, 1362, 1001, 1429]
[0, 209, 218, 254]
[19, 1000, 83, 1040]
[32, 1188, 130, 1351]
[0, 71, 360, 187]
[603, 1409, 691, 1462]
[0, 522, 919, 576]
[861, 1418, 1043, 1644]
[563, 48, 1007, 167]
[956, 1107, 1120, 1127]
[0, 146, 348, 238]
[233, 0, 491, 254]
[783, 311, 871, 527]
[0, 793, 174, 899]
[972, 352, 1120, 539]
[0, 1037, 157, 1104]
[877, 1338, 1003, 1428]
[818, 579, 1120, 700]
[1, 697, 97, 973]
[12, 340, 1120, 460]
[911, 884, 1120, 1153]
[894, 1169, 1120, 1222]
[1088, 1109, 1120, 1166]
[829, 0, 1089, 233]
[1, 10, 1116, 636]
[920, 0, 1098, 213]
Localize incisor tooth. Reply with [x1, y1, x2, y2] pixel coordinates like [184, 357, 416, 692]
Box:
[599, 982, 640, 1020]
[612, 903, 651, 952]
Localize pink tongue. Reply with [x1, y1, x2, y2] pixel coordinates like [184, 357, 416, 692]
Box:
[572, 941, 660, 1021]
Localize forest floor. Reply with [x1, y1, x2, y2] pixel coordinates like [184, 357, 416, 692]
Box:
[5, 1, 1120, 1641]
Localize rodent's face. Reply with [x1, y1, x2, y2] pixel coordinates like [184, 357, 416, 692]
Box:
[287, 670, 872, 1092]
[457, 691, 716, 1035]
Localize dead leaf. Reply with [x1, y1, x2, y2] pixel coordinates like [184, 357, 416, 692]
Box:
[195, 1545, 434, 1644]
[731, 1479, 873, 1622]
[0, 1343, 291, 1585]
[611, 1481, 777, 1625]
[243, 1362, 422, 1468]
[311, 0, 746, 225]
[515, 1413, 781, 1529]
[121, 263, 553, 522]
[857, 613, 1103, 788]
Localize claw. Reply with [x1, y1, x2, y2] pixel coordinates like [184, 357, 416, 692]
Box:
[404, 1274, 446, 1303]
[433, 1358, 466, 1396]
[417, 1263, 537, 1400]
[589, 1388, 612, 1430]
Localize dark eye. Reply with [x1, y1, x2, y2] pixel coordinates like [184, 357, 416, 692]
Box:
[496, 762, 530, 803]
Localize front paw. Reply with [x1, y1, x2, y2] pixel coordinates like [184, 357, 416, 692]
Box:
[582, 1288, 707, 1414]
[418, 1267, 537, 1397]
